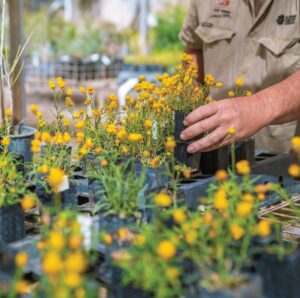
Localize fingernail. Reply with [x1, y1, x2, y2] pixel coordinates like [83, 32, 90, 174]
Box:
[183, 120, 188, 126]
[180, 133, 186, 140]
[187, 146, 195, 153]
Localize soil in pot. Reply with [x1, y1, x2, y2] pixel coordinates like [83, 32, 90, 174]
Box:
[0, 204, 25, 243]
[8, 126, 36, 163]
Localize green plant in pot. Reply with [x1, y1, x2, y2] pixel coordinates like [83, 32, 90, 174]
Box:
[92, 157, 146, 235]
[0, 146, 36, 243]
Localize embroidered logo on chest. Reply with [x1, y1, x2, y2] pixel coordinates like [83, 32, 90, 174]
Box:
[276, 14, 297, 25]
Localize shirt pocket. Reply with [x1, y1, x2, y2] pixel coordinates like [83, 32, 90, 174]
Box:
[258, 37, 300, 78]
[194, 26, 235, 44]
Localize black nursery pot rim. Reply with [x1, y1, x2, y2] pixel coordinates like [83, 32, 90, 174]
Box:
[8, 125, 37, 138]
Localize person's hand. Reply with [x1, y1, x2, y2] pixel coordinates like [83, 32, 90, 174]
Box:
[180, 96, 267, 152]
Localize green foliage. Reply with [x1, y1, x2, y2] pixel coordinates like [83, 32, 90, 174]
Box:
[152, 5, 186, 52]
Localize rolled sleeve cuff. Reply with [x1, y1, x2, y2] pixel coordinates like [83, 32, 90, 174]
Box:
[179, 28, 203, 50]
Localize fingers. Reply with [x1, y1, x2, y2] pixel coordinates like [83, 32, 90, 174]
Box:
[183, 103, 218, 126]
[187, 127, 228, 153]
[180, 115, 219, 141]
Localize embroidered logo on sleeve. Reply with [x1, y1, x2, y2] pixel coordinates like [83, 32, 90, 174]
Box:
[276, 14, 297, 25]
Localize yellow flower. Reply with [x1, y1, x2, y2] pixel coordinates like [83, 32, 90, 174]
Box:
[291, 136, 300, 152]
[38, 164, 49, 174]
[101, 159, 109, 167]
[87, 86, 94, 96]
[15, 280, 29, 295]
[172, 209, 186, 224]
[236, 160, 251, 176]
[41, 132, 51, 143]
[214, 188, 228, 211]
[63, 132, 71, 143]
[48, 80, 56, 90]
[180, 53, 193, 63]
[215, 81, 223, 88]
[1, 136, 10, 147]
[31, 139, 41, 148]
[144, 119, 152, 129]
[79, 86, 86, 94]
[21, 195, 36, 211]
[288, 164, 300, 177]
[42, 251, 63, 274]
[204, 74, 215, 86]
[65, 97, 74, 107]
[236, 202, 252, 218]
[235, 76, 244, 87]
[69, 235, 83, 249]
[92, 109, 101, 117]
[65, 273, 82, 288]
[15, 251, 28, 267]
[215, 169, 228, 182]
[167, 267, 180, 280]
[165, 136, 176, 151]
[67, 89, 73, 96]
[30, 104, 39, 114]
[106, 124, 117, 135]
[75, 120, 85, 130]
[257, 220, 271, 237]
[230, 224, 245, 240]
[48, 168, 65, 193]
[228, 90, 235, 97]
[184, 230, 197, 244]
[117, 128, 128, 140]
[85, 98, 91, 106]
[76, 132, 85, 143]
[157, 240, 176, 260]
[103, 233, 113, 245]
[142, 150, 150, 158]
[5, 109, 12, 117]
[228, 127, 235, 136]
[150, 156, 160, 168]
[155, 193, 172, 207]
[65, 252, 87, 273]
[203, 213, 213, 224]
[48, 231, 65, 250]
[243, 193, 254, 203]
[245, 90, 252, 96]
[128, 133, 143, 142]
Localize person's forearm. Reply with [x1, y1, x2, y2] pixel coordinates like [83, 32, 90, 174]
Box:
[255, 69, 300, 126]
[185, 48, 204, 83]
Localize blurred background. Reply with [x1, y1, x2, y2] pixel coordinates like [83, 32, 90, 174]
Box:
[0, 0, 189, 126]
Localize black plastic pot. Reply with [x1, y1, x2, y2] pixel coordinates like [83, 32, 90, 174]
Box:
[0, 204, 25, 244]
[135, 161, 169, 191]
[235, 139, 255, 165]
[185, 275, 262, 298]
[8, 125, 36, 163]
[175, 141, 201, 169]
[35, 180, 78, 209]
[88, 178, 105, 204]
[109, 266, 151, 298]
[200, 146, 230, 175]
[256, 248, 300, 298]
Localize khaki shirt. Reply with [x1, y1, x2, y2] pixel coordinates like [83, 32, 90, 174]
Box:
[180, 0, 300, 153]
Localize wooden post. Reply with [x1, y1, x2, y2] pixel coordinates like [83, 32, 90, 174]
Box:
[8, 0, 25, 125]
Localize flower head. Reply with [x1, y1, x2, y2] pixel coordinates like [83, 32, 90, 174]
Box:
[157, 240, 176, 260]
[155, 193, 172, 207]
[48, 168, 65, 193]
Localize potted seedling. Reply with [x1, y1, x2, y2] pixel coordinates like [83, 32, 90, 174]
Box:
[0, 148, 35, 243]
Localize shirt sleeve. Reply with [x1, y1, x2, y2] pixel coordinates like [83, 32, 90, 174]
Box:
[179, 0, 203, 50]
